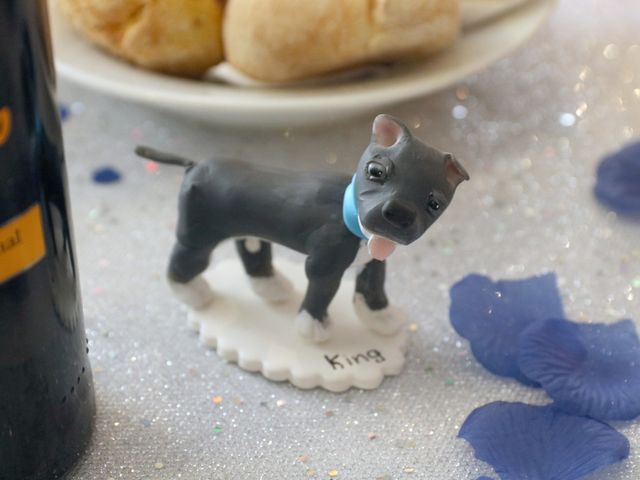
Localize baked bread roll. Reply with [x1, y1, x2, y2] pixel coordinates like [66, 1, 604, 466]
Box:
[223, 0, 460, 82]
[57, 0, 224, 77]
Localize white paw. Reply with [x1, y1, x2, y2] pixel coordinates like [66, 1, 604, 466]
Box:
[249, 270, 293, 303]
[354, 293, 406, 336]
[295, 311, 332, 343]
[169, 276, 214, 309]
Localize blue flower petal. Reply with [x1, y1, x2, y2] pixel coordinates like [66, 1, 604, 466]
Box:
[518, 318, 640, 421]
[450, 273, 564, 386]
[459, 402, 629, 480]
[476, 477, 495, 480]
[594, 142, 640, 215]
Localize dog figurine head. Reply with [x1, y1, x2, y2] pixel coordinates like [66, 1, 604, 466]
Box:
[353, 114, 469, 260]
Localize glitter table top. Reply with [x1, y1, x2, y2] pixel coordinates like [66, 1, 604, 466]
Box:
[60, 0, 640, 478]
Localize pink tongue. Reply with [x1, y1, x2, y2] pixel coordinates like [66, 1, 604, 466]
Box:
[368, 235, 396, 261]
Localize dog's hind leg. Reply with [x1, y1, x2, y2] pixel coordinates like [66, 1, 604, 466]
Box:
[353, 260, 405, 335]
[167, 241, 217, 309]
[235, 238, 293, 303]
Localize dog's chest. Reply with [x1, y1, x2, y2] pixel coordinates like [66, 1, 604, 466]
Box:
[351, 240, 373, 269]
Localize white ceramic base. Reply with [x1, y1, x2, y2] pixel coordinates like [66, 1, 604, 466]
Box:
[188, 259, 408, 392]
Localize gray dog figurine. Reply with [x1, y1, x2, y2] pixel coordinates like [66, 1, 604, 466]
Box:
[136, 115, 469, 343]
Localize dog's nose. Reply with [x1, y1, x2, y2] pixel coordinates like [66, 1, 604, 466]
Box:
[382, 200, 416, 229]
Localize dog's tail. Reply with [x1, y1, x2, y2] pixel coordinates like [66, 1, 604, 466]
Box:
[135, 145, 195, 168]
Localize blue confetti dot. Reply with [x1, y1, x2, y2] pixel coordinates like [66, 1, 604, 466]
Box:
[59, 103, 70, 122]
[459, 402, 629, 480]
[92, 166, 122, 184]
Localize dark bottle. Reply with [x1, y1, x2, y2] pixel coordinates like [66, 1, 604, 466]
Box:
[0, 1, 96, 479]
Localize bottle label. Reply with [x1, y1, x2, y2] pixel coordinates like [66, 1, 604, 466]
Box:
[0, 106, 11, 146]
[0, 204, 46, 284]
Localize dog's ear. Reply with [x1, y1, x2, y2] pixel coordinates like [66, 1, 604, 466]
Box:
[444, 153, 470, 188]
[372, 114, 408, 147]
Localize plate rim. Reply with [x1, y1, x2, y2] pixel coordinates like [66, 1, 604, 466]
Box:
[52, 0, 556, 122]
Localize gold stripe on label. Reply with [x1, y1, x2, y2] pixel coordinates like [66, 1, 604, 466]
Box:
[0, 204, 46, 284]
[0, 107, 11, 146]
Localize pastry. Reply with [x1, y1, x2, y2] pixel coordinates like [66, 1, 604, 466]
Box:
[57, 0, 224, 77]
[58, 0, 459, 82]
[223, 0, 460, 82]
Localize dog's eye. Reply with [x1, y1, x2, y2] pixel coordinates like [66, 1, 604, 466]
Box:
[427, 195, 440, 211]
[366, 161, 387, 183]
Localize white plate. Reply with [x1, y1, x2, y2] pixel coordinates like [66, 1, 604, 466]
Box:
[51, 0, 555, 128]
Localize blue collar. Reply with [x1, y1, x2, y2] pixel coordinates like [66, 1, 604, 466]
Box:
[342, 175, 368, 241]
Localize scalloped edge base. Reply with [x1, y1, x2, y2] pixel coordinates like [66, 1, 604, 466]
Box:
[187, 259, 408, 392]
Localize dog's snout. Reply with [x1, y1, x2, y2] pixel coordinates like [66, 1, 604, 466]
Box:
[381, 200, 416, 229]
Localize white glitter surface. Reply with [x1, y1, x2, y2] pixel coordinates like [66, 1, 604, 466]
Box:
[58, 0, 640, 478]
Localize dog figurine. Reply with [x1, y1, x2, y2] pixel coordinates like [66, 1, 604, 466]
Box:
[136, 115, 469, 343]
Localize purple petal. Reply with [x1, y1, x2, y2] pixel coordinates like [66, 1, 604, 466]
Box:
[449, 273, 564, 386]
[594, 142, 640, 215]
[459, 402, 629, 480]
[518, 318, 640, 421]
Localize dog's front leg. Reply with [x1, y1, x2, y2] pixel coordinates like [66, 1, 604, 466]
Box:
[295, 228, 360, 343]
[296, 273, 343, 343]
[355, 259, 388, 309]
[354, 260, 405, 335]
[295, 251, 349, 343]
